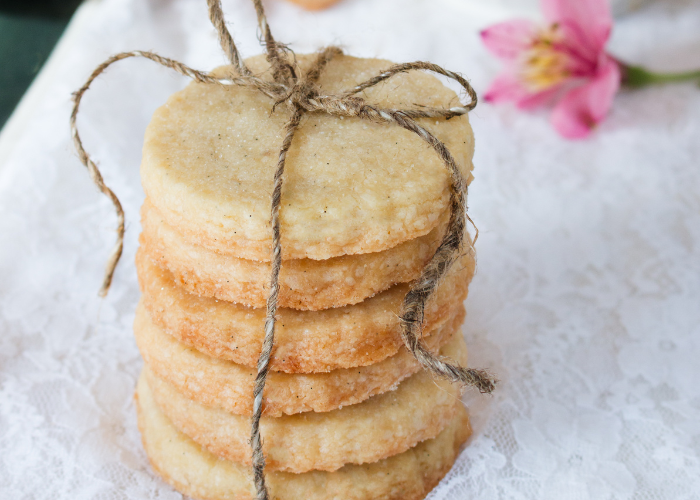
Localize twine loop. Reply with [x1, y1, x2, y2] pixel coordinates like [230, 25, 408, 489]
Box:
[70, 1, 497, 499]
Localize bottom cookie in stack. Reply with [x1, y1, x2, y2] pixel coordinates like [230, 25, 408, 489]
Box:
[134, 305, 473, 498]
[136, 372, 471, 500]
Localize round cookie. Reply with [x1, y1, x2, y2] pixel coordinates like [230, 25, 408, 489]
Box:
[140, 54, 475, 261]
[135, 302, 464, 417]
[137, 373, 472, 500]
[136, 247, 474, 373]
[139, 198, 448, 310]
[144, 334, 466, 473]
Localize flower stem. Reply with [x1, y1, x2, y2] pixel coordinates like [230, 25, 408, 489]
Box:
[623, 64, 700, 88]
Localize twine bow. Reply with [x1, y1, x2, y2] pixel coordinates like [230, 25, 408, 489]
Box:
[71, 0, 497, 498]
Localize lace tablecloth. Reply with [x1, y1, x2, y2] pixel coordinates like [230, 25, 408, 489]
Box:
[1, 0, 699, 498]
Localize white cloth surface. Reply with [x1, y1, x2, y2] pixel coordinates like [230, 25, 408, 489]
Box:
[1, 0, 699, 498]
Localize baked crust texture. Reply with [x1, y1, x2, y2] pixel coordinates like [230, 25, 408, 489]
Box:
[135, 300, 464, 416]
[136, 247, 474, 373]
[136, 371, 472, 500]
[140, 198, 447, 310]
[143, 333, 467, 473]
[140, 54, 474, 261]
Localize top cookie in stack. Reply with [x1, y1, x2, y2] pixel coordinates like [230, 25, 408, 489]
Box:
[139, 54, 474, 309]
[134, 53, 477, 500]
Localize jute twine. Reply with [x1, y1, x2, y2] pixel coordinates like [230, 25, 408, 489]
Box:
[71, 0, 497, 498]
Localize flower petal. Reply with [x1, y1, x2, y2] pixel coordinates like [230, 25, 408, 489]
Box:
[548, 21, 601, 72]
[541, 0, 612, 53]
[518, 86, 561, 109]
[480, 20, 538, 60]
[550, 58, 621, 139]
[484, 72, 560, 109]
[484, 72, 531, 103]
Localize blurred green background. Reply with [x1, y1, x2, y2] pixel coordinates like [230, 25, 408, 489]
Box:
[0, 0, 83, 128]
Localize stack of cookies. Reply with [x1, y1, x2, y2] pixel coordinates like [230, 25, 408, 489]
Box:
[133, 53, 477, 500]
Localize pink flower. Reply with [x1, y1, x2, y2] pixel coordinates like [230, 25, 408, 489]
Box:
[480, 0, 621, 139]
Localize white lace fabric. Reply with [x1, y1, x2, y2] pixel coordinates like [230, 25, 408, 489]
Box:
[1, 0, 699, 498]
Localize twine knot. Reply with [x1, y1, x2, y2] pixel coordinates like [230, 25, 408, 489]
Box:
[272, 78, 320, 112]
[70, 1, 497, 499]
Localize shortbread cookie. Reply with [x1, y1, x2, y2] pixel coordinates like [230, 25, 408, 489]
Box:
[140, 54, 474, 261]
[140, 199, 447, 310]
[145, 333, 466, 473]
[135, 301, 463, 416]
[137, 247, 474, 373]
[137, 373, 471, 500]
